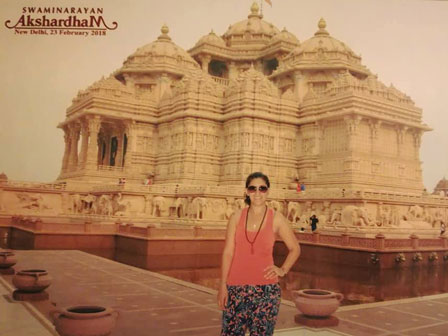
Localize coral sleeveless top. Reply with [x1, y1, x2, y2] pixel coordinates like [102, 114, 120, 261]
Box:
[227, 207, 278, 285]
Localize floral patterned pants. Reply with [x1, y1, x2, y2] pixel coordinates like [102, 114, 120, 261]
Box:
[221, 284, 281, 336]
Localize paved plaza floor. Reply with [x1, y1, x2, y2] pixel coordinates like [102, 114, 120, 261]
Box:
[1, 250, 448, 335]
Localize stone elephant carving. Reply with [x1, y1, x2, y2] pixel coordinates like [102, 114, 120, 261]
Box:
[406, 205, 424, 220]
[173, 197, 188, 218]
[189, 197, 208, 219]
[341, 205, 372, 226]
[287, 202, 301, 223]
[152, 196, 166, 217]
[70, 194, 83, 214]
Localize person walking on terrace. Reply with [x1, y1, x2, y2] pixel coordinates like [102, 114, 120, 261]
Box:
[218, 172, 300, 336]
[310, 214, 319, 232]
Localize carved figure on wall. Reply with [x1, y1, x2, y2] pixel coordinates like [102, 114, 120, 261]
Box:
[341, 205, 372, 226]
[406, 205, 424, 220]
[16, 193, 49, 211]
[144, 195, 153, 215]
[377, 204, 391, 227]
[82, 194, 97, 214]
[430, 208, 444, 228]
[287, 202, 301, 223]
[268, 200, 283, 214]
[112, 193, 131, 216]
[173, 197, 188, 218]
[390, 206, 401, 227]
[70, 194, 83, 214]
[329, 206, 342, 225]
[152, 196, 166, 217]
[235, 198, 246, 210]
[189, 197, 208, 219]
[98, 195, 113, 216]
[225, 198, 235, 219]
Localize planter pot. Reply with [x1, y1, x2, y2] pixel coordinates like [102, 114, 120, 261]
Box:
[292, 289, 343, 317]
[0, 251, 17, 268]
[51, 306, 118, 336]
[12, 269, 52, 292]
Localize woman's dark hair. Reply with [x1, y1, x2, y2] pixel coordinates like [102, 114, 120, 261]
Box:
[244, 172, 270, 205]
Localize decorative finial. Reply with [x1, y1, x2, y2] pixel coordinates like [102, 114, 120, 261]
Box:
[314, 17, 329, 36]
[251, 2, 259, 15]
[158, 23, 171, 41]
[318, 18, 326, 29]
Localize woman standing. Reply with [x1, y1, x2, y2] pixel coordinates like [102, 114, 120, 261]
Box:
[218, 172, 300, 335]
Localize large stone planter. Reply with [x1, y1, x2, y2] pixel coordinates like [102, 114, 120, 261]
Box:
[0, 251, 17, 269]
[292, 289, 343, 317]
[12, 269, 52, 292]
[51, 306, 118, 336]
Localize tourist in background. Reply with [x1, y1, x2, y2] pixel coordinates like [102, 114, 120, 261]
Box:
[310, 214, 319, 232]
[218, 172, 300, 336]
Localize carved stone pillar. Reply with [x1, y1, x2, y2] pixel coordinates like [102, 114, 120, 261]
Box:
[115, 125, 125, 167]
[61, 126, 71, 173]
[200, 55, 211, 73]
[68, 123, 81, 171]
[79, 121, 89, 167]
[293, 71, 305, 102]
[85, 116, 102, 170]
[228, 62, 237, 80]
[395, 125, 408, 155]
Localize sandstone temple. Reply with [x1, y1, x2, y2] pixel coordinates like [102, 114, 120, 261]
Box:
[1, 3, 447, 241]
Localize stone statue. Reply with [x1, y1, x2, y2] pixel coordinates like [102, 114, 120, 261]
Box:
[173, 197, 188, 218]
[341, 205, 372, 226]
[189, 197, 208, 219]
[112, 193, 130, 216]
[98, 194, 113, 216]
[152, 196, 166, 217]
[287, 201, 301, 223]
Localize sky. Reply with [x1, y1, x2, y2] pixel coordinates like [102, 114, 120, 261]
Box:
[1, 0, 447, 190]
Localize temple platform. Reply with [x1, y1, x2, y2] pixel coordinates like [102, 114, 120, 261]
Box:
[1, 250, 448, 336]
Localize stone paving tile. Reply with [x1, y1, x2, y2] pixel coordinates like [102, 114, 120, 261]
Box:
[335, 306, 439, 333]
[7, 250, 448, 336]
[400, 322, 448, 336]
[384, 300, 448, 320]
[328, 319, 386, 336]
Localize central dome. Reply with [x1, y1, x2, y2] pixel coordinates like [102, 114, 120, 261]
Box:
[222, 2, 281, 48]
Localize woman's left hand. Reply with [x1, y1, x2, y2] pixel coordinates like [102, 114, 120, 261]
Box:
[263, 265, 286, 279]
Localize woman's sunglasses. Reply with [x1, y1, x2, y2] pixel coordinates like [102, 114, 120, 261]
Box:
[247, 185, 269, 193]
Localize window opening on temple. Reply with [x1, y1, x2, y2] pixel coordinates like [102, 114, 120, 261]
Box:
[208, 60, 228, 78]
[122, 134, 128, 166]
[263, 58, 278, 76]
[110, 137, 118, 166]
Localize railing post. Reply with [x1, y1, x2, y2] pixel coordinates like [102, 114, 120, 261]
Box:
[341, 233, 350, 246]
[375, 233, 385, 250]
[410, 234, 419, 249]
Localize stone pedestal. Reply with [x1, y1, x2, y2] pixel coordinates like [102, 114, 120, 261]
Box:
[13, 289, 49, 301]
[294, 314, 339, 328]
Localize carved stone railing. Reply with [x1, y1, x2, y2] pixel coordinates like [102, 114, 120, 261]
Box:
[1, 180, 67, 191]
[211, 76, 230, 86]
[97, 165, 125, 172]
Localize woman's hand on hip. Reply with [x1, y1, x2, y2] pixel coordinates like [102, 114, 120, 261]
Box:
[217, 285, 228, 310]
[264, 265, 286, 279]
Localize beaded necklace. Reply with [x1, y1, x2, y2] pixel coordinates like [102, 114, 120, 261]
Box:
[245, 206, 268, 255]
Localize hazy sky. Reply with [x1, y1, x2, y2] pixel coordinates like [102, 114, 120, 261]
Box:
[1, 0, 447, 190]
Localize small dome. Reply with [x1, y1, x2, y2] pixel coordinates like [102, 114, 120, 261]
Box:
[120, 25, 199, 73]
[291, 18, 358, 59]
[434, 177, 448, 191]
[195, 30, 226, 47]
[223, 2, 280, 46]
[270, 28, 300, 45]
